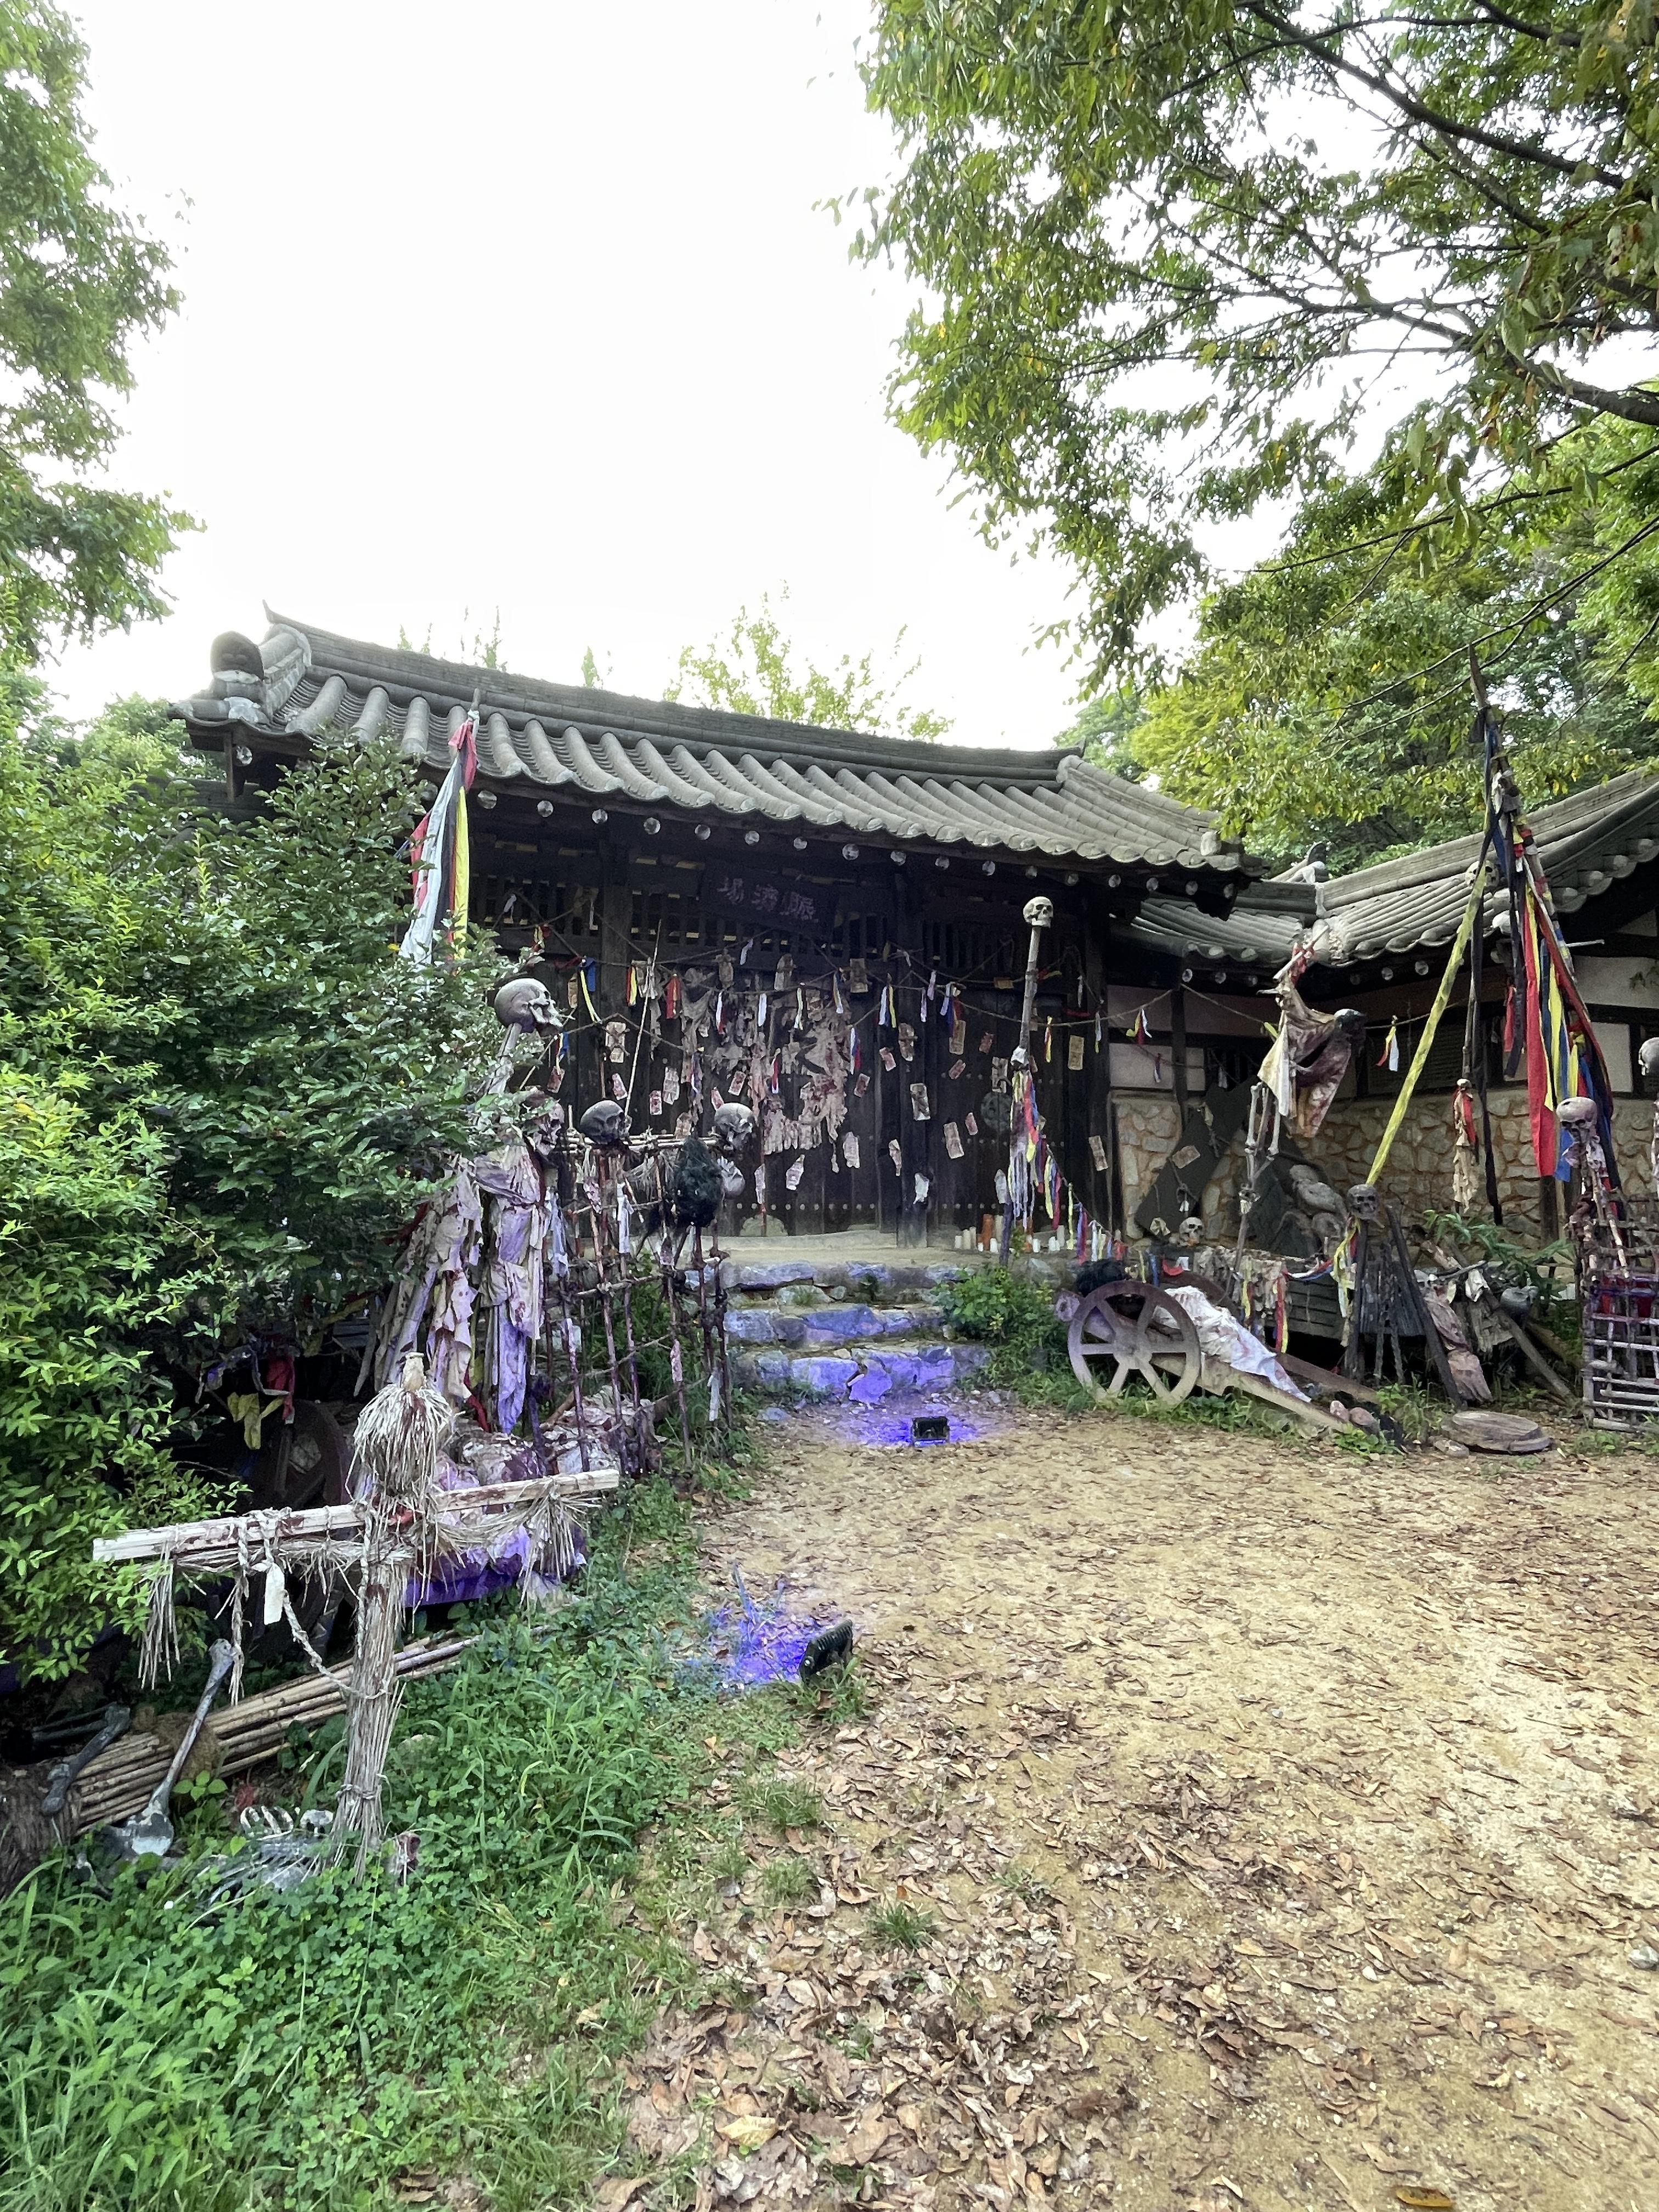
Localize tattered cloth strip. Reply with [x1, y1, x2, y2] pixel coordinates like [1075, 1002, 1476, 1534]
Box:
[1164, 1286, 1307, 1399]
[1516, 877, 1619, 1184]
[1237, 1255, 1289, 1353]
[399, 712, 476, 966]
[1423, 1291, 1492, 1403]
[1259, 975, 1361, 1141]
[405, 1459, 584, 1608]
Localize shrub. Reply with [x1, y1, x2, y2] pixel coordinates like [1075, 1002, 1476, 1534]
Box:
[0, 692, 501, 1679]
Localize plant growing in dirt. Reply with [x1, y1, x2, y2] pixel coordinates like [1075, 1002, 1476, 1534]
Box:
[743, 1778, 822, 1834]
[759, 1854, 815, 1907]
[868, 1898, 936, 1953]
[801, 1653, 868, 1724]
[936, 1266, 1082, 1404]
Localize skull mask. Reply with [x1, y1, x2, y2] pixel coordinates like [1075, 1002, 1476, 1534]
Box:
[579, 1098, 630, 1150]
[494, 976, 563, 1036]
[711, 1102, 757, 1156]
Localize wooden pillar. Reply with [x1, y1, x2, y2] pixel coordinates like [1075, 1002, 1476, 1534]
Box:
[1538, 1175, 1560, 1240]
[1171, 984, 1189, 1116]
[1084, 910, 1119, 1237]
[599, 847, 631, 1016]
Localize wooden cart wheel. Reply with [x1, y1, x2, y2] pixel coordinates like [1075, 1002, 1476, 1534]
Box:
[1068, 1282, 1203, 1406]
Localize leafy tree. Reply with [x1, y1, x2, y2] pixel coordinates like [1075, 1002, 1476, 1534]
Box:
[1056, 687, 1146, 780]
[852, 2, 1659, 683]
[667, 587, 951, 738]
[0, 3, 191, 661]
[0, 696, 500, 1679]
[1130, 444, 1658, 867]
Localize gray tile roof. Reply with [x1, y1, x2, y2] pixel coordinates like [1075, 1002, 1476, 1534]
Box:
[1129, 766, 1659, 973]
[172, 617, 1250, 879]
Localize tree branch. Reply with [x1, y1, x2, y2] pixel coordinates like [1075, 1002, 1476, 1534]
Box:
[1239, 0, 1628, 188]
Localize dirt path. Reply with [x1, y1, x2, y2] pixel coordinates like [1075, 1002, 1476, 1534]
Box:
[624, 1404, 1659, 2212]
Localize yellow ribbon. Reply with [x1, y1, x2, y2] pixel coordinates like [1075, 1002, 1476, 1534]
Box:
[1365, 861, 1489, 1188]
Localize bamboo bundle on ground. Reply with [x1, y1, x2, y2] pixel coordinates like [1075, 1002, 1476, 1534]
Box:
[59, 1633, 476, 1837]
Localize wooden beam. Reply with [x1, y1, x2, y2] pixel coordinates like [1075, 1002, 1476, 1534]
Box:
[93, 1468, 619, 1566]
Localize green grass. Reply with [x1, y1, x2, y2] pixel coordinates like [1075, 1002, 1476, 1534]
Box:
[706, 1833, 749, 1890]
[799, 1653, 868, 1724]
[742, 1778, 822, 1834]
[0, 1477, 769, 2212]
[868, 1898, 936, 1952]
[758, 1854, 815, 1907]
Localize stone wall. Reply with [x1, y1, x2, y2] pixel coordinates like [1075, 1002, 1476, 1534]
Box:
[1112, 1095, 1182, 1228]
[1112, 1086, 1655, 1243]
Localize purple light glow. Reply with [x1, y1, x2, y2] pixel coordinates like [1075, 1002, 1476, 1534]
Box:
[686, 1569, 836, 1692]
[860, 1407, 983, 1448]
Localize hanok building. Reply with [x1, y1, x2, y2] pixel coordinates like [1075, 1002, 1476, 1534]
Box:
[171, 618, 1257, 1249]
[1121, 774, 1659, 1246]
[171, 620, 1659, 1257]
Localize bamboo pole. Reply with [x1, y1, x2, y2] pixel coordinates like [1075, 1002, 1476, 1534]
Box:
[92, 1470, 618, 1570]
[61, 1636, 476, 1835]
[1365, 858, 1490, 1189]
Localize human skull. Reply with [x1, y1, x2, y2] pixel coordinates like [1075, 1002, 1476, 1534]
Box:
[1023, 894, 1055, 930]
[579, 1099, 629, 1149]
[1641, 1036, 1659, 1080]
[524, 1096, 566, 1157]
[494, 975, 562, 1035]
[1556, 1096, 1598, 1128]
[711, 1102, 757, 1156]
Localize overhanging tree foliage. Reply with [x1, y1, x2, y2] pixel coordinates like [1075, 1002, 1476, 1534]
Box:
[853, 1, 1659, 682]
[0, 2, 191, 660]
[667, 588, 950, 737]
[0, 699, 500, 1679]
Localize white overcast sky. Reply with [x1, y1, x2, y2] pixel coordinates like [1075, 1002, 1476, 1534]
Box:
[49, 1, 1083, 748]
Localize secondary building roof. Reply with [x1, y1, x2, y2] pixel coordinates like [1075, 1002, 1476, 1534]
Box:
[171, 617, 1250, 882]
[1131, 765, 1659, 981]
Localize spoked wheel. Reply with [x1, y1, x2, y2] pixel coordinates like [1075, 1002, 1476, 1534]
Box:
[1067, 1283, 1203, 1406]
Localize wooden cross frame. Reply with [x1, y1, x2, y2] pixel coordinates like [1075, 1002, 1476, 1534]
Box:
[94, 1463, 618, 1866]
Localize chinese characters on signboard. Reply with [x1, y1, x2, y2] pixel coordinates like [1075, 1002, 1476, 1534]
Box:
[707, 871, 820, 927]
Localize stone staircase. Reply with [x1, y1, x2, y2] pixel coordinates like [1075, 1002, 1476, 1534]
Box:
[719, 1254, 992, 1404]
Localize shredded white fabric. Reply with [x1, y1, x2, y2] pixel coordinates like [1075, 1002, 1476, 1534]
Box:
[1164, 1285, 1308, 1400]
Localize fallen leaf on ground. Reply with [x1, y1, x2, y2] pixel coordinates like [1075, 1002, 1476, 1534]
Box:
[1395, 2191, 1455, 2211]
[718, 2115, 777, 2152]
[1361, 2140, 1416, 2174]
[593, 2180, 650, 2212]
[843, 2111, 890, 2164]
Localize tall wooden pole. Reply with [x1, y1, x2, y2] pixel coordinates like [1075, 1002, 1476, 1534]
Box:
[1000, 895, 1053, 1265]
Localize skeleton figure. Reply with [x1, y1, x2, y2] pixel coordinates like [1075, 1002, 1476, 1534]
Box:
[483, 973, 563, 1095]
[1641, 1036, 1659, 1186]
[1260, 973, 1365, 1141]
[597, 1099, 757, 1257]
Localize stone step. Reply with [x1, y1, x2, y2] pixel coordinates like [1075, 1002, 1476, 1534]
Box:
[731, 1338, 990, 1404]
[720, 1256, 972, 1300]
[724, 1302, 937, 1348]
